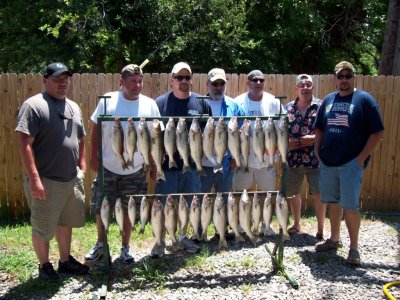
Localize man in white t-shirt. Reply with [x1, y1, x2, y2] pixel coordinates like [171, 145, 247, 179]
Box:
[85, 64, 160, 264]
[233, 70, 284, 191]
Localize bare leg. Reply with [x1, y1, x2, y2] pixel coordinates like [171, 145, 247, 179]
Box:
[289, 194, 301, 231]
[344, 209, 360, 250]
[32, 234, 50, 267]
[122, 215, 131, 245]
[56, 226, 72, 262]
[314, 194, 327, 235]
[96, 214, 104, 243]
[327, 203, 342, 242]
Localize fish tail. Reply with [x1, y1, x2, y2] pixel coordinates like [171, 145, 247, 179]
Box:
[169, 160, 178, 169]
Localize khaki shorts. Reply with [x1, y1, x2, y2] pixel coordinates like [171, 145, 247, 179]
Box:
[286, 167, 320, 197]
[23, 175, 86, 241]
[232, 167, 276, 191]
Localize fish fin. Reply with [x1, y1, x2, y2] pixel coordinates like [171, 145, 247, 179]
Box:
[169, 161, 178, 169]
[213, 164, 223, 173]
[181, 166, 191, 174]
[157, 171, 166, 182]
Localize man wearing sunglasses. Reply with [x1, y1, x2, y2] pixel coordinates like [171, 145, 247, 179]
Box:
[155, 62, 212, 254]
[200, 68, 245, 198]
[285, 74, 327, 239]
[314, 61, 384, 266]
[233, 70, 284, 192]
[16, 62, 88, 280]
[85, 64, 161, 264]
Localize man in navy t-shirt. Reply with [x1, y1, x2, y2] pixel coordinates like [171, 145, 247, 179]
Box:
[314, 61, 384, 266]
[154, 62, 212, 255]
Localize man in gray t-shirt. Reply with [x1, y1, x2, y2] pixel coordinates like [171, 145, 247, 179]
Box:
[15, 62, 89, 280]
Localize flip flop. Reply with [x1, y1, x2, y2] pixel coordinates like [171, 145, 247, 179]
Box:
[288, 226, 300, 235]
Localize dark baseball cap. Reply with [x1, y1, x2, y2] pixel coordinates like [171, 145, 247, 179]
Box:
[43, 62, 72, 78]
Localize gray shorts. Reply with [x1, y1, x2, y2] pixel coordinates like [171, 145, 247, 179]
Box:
[91, 168, 147, 214]
[286, 167, 320, 197]
[23, 175, 86, 241]
[232, 167, 276, 191]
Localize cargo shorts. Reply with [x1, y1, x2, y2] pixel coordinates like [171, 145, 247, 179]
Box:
[91, 168, 148, 214]
[23, 173, 86, 241]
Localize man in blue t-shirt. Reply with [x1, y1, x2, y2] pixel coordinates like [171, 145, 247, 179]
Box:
[314, 61, 384, 266]
[155, 62, 212, 255]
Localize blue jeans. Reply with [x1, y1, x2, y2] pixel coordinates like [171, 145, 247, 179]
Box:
[200, 166, 233, 201]
[319, 159, 364, 211]
[155, 169, 200, 204]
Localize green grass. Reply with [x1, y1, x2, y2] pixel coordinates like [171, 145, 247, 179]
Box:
[131, 260, 169, 290]
[183, 246, 214, 271]
[240, 257, 255, 268]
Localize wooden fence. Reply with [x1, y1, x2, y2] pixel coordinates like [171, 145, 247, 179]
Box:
[0, 73, 399, 220]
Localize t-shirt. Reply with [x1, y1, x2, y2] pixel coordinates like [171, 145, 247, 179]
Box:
[234, 91, 285, 169]
[315, 89, 384, 166]
[15, 92, 85, 181]
[156, 91, 212, 171]
[91, 91, 161, 175]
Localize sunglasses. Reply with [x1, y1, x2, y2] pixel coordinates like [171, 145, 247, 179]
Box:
[336, 74, 354, 80]
[297, 82, 313, 88]
[58, 101, 74, 120]
[250, 78, 265, 83]
[211, 82, 226, 87]
[174, 75, 192, 81]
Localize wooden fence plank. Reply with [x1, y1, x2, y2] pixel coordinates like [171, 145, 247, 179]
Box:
[1, 73, 400, 219]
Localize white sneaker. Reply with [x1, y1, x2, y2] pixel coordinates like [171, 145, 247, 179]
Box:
[85, 242, 103, 262]
[119, 245, 134, 264]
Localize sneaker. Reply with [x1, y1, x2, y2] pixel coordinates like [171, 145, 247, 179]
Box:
[39, 262, 61, 281]
[316, 232, 324, 241]
[58, 255, 89, 275]
[85, 242, 104, 262]
[346, 249, 361, 266]
[151, 243, 165, 258]
[180, 237, 200, 253]
[119, 245, 134, 264]
[315, 238, 343, 252]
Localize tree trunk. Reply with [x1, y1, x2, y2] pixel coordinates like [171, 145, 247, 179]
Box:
[379, 0, 400, 75]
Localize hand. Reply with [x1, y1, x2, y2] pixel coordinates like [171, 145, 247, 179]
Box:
[288, 138, 301, 150]
[299, 135, 315, 147]
[230, 158, 237, 171]
[29, 177, 47, 200]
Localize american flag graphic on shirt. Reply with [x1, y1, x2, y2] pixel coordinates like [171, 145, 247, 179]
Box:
[327, 113, 349, 127]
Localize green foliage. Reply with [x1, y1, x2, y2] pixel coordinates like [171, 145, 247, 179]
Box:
[0, 0, 389, 74]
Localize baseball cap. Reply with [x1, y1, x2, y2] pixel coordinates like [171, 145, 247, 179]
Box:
[43, 63, 72, 78]
[247, 70, 264, 80]
[208, 68, 226, 82]
[121, 64, 143, 78]
[334, 61, 356, 74]
[171, 62, 192, 74]
[296, 74, 313, 85]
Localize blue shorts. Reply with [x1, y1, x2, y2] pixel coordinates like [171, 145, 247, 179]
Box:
[319, 159, 364, 210]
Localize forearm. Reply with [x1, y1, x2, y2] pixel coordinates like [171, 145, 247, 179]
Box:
[357, 131, 383, 164]
[18, 133, 39, 181]
[78, 138, 86, 172]
[314, 129, 323, 160]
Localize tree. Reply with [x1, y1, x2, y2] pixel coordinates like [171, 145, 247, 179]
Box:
[379, 0, 400, 75]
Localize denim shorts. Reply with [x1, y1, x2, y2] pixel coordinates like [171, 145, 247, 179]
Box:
[286, 167, 320, 196]
[319, 159, 364, 210]
[200, 166, 234, 198]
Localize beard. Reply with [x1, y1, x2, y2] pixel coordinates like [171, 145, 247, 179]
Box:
[179, 83, 190, 93]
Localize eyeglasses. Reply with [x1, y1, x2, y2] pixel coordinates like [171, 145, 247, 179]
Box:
[173, 75, 192, 81]
[211, 82, 226, 87]
[336, 74, 354, 80]
[296, 82, 313, 88]
[58, 101, 74, 120]
[250, 78, 265, 83]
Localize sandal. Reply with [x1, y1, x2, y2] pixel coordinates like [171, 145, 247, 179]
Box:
[346, 249, 361, 266]
[288, 227, 300, 236]
[315, 238, 342, 252]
